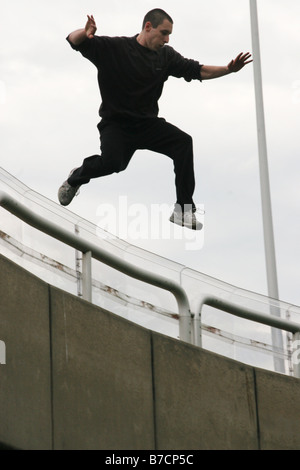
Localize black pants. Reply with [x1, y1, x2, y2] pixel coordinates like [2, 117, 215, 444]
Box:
[68, 117, 196, 211]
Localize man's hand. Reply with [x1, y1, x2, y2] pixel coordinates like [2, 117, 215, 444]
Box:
[201, 52, 252, 80]
[85, 15, 97, 38]
[68, 15, 97, 46]
[227, 52, 253, 73]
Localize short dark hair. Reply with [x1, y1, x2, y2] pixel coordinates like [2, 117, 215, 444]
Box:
[142, 8, 173, 29]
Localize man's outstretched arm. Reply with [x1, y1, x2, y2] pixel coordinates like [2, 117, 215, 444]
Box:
[68, 15, 97, 46]
[201, 52, 252, 80]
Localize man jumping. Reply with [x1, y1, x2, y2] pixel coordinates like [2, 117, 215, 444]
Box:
[58, 9, 252, 230]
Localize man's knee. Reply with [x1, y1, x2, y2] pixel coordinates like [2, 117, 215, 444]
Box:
[173, 131, 193, 159]
[100, 155, 130, 175]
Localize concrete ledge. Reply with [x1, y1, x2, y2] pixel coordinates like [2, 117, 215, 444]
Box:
[256, 368, 300, 449]
[2, 253, 300, 450]
[0, 254, 52, 450]
[50, 286, 155, 450]
[152, 332, 259, 450]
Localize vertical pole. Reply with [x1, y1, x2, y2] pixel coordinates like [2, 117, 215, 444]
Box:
[74, 225, 82, 297]
[82, 251, 92, 302]
[249, 0, 285, 373]
[292, 331, 300, 379]
[75, 225, 92, 302]
[193, 306, 202, 348]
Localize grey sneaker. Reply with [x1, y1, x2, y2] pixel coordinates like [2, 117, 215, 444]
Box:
[58, 168, 81, 206]
[169, 209, 203, 231]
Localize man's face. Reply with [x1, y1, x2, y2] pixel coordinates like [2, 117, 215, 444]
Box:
[145, 19, 173, 51]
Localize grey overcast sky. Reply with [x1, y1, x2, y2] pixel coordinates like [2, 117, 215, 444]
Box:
[1, 0, 300, 307]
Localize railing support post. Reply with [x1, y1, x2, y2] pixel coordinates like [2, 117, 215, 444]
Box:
[193, 305, 202, 348]
[82, 250, 92, 302]
[178, 309, 192, 344]
[292, 331, 300, 379]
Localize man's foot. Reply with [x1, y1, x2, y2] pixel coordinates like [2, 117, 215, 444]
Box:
[169, 209, 203, 230]
[58, 169, 81, 206]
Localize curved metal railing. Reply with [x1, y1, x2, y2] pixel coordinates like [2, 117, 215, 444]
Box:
[1, 189, 300, 377]
[0, 191, 192, 343]
[195, 295, 300, 377]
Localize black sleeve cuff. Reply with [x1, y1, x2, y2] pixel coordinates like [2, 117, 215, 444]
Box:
[66, 34, 89, 51]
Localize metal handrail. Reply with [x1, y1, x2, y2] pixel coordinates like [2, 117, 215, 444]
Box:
[2, 189, 300, 377]
[0, 191, 192, 343]
[196, 295, 300, 378]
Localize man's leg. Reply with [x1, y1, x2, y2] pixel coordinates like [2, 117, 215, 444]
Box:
[68, 120, 135, 186]
[138, 118, 196, 210]
[137, 118, 202, 230]
[58, 120, 135, 205]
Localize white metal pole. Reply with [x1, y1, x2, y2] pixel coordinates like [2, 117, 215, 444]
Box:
[82, 250, 92, 302]
[75, 225, 83, 297]
[249, 0, 285, 373]
[292, 332, 300, 379]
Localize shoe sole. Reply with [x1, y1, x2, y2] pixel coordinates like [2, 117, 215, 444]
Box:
[169, 215, 203, 231]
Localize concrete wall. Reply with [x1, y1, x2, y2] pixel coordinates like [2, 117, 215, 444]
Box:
[1, 253, 300, 450]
